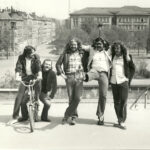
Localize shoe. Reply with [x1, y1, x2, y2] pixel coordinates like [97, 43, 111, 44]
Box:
[35, 118, 40, 122]
[7, 118, 18, 125]
[70, 117, 76, 125]
[97, 116, 104, 125]
[83, 74, 89, 82]
[41, 118, 51, 122]
[62, 117, 68, 125]
[119, 122, 127, 130]
[113, 123, 120, 127]
[18, 117, 28, 122]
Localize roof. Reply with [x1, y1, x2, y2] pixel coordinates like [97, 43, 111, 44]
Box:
[70, 6, 150, 16]
[10, 13, 23, 21]
[0, 11, 12, 20]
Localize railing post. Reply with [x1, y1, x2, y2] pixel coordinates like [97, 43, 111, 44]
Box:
[144, 90, 148, 109]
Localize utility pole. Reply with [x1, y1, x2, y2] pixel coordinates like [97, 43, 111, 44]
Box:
[68, 0, 71, 29]
[11, 21, 16, 69]
[68, 0, 71, 15]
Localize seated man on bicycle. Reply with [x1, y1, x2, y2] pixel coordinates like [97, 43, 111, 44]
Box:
[8, 45, 42, 124]
[40, 59, 57, 122]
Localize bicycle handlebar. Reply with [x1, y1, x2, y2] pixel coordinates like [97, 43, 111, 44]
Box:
[20, 79, 38, 87]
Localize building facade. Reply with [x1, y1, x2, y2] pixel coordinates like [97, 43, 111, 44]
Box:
[0, 8, 56, 53]
[70, 6, 150, 32]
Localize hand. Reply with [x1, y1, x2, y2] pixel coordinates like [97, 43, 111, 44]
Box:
[61, 73, 67, 79]
[47, 91, 51, 97]
[37, 71, 42, 80]
[15, 73, 21, 81]
[37, 75, 42, 80]
[45, 99, 51, 106]
[125, 50, 130, 60]
[126, 53, 130, 61]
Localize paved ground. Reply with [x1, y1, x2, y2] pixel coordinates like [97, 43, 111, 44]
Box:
[0, 101, 150, 150]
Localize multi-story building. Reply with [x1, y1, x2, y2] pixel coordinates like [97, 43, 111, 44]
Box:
[0, 8, 56, 53]
[70, 6, 150, 32]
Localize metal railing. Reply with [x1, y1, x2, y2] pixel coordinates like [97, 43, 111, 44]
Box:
[130, 86, 150, 109]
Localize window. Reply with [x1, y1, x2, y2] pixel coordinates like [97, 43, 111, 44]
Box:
[141, 18, 144, 22]
[73, 18, 78, 27]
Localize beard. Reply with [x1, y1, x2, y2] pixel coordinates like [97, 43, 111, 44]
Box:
[96, 46, 103, 51]
[43, 67, 50, 71]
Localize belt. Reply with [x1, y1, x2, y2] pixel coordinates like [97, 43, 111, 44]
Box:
[65, 72, 76, 75]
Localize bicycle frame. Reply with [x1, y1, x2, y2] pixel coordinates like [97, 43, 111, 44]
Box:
[20, 79, 38, 132]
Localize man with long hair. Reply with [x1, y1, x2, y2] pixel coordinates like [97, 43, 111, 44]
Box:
[56, 38, 85, 125]
[110, 42, 135, 129]
[7, 45, 42, 125]
[83, 37, 111, 125]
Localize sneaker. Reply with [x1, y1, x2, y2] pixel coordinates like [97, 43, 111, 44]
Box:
[18, 117, 28, 122]
[119, 122, 127, 130]
[62, 117, 68, 125]
[7, 118, 18, 125]
[97, 116, 104, 125]
[70, 117, 76, 125]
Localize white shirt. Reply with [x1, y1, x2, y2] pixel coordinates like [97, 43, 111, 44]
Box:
[92, 50, 110, 72]
[25, 58, 32, 75]
[110, 56, 128, 84]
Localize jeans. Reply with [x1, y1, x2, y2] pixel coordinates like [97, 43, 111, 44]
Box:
[87, 70, 108, 118]
[111, 81, 128, 123]
[64, 74, 83, 118]
[12, 83, 25, 119]
[39, 92, 51, 120]
[13, 80, 41, 119]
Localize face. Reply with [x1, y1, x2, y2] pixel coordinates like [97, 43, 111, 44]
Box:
[26, 49, 34, 59]
[95, 41, 104, 51]
[114, 44, 122, 56]
[43, 60, 52, 71]
[70, 40, 77, 52]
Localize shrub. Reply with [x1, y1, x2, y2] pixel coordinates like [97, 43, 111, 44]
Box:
[134, 60, 150, 78]
[0, 71, 19, 88]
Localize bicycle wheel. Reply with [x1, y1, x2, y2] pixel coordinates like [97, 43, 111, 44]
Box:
[34, 102, 39, 121]
[28, 105, 34, 132]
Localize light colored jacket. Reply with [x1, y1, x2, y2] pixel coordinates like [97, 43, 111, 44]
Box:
[82, 45, 112, 71]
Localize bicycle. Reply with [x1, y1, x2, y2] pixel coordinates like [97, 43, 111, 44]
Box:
[20, 79, 39, 132]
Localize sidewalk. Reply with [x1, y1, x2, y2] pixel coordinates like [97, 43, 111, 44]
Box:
[0, 101, 150, 150]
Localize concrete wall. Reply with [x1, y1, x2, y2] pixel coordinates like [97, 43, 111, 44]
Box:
[0, 85, 150, 104]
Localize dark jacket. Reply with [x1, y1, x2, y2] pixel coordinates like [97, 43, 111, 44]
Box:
[41, 69, 57, 99]
[15, 54, 41, 77]
[56, 50, 87, 75]
[110, 54, 135, 86]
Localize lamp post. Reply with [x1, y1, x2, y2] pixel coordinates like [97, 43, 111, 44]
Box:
[10, 21, 16, 68]
[97, 23, 103, 37]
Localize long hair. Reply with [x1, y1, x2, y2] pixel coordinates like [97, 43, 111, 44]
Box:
[42, 59, 53, 70]
[92, 37, 109, 51]
[111, 42, 127, 60]
[65, 38, 82, 53]
[22, 45, 36, 57]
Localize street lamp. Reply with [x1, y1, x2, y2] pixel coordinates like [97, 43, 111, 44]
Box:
[10, 21, 16, 68]
[97, 23, 103, 37]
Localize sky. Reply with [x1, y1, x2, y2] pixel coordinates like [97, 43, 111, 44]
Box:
[0, 0, 150, 19]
